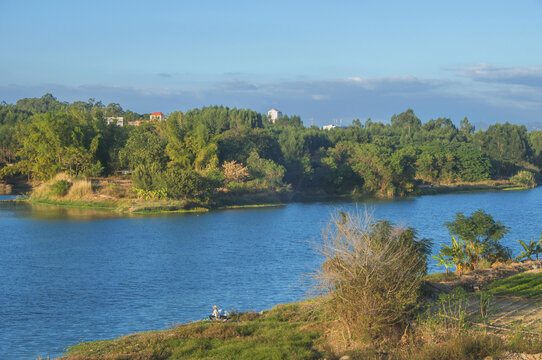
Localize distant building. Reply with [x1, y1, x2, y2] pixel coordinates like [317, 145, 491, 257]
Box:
[127, 120, 142, 126]
[267, 108, 282, 123]
[106, 116, 124, 126]
[322, 124, 336, 130]
[150, 112, 165, 121]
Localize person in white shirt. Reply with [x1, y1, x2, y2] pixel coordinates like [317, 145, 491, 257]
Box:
[210, 305, 221, 320]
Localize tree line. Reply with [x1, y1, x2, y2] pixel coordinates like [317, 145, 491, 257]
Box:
[1, 94, 541, 200]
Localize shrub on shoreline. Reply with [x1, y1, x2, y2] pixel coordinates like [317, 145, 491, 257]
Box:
[314, 211, 431, 342]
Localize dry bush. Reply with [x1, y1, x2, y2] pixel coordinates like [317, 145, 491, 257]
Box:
[53, 172, 72, 182]
[222, 161, 249, 183]
[0, 183, 12, 195]
[31, 183, 51, 199]
[65, 179, 94, 200]
[313, 210, 431, 343]
[98, 182, 130, 199]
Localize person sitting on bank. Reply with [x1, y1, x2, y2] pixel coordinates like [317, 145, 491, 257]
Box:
[209, 305, 221, 320]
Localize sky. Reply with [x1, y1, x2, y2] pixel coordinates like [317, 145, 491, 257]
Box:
[0, 0, 541, 128]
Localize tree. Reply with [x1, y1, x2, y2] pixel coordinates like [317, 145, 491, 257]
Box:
[119, 125, 167, 169]
[246, 151, 285, 187]
[390, 109, 421, 140]
[15, 112, 103, 180]
[459, 117, 474, 140]
[436, 236, 469, 274]
[441, 210, 511, 270]
[474, 122, 532, 176]
[516, 237, 542, 261]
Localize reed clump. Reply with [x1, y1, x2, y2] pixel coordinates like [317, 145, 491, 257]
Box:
[65, 179, 94, 200]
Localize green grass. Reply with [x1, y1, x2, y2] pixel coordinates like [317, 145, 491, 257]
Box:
[424, 272, 459, 282]
[62, 302, 327, 360]
[487, 271, 542, 300]
[59, 283, 542, 360]
[29, 198, 117, 210]
[416, 182, 531, 196]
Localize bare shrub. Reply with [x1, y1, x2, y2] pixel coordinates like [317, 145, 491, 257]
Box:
[314, 210, 431, 342]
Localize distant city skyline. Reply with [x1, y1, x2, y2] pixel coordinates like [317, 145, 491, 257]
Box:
[1, 0, 541, 128]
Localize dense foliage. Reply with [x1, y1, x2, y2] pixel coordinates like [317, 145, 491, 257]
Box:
[435, 210, 512, 273]
[1, 94, 540, 200]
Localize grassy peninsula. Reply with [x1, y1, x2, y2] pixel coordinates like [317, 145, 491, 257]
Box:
[59, 262, 542, 360]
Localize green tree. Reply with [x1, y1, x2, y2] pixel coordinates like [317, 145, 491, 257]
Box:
[443, 210, 511, 268]
[119, 125, 167, 169]
[246, 151, 285, 187]
[15, 112, 103, 180]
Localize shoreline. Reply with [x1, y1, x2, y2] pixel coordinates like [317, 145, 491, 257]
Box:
[57, 261, 542, 360]
[2, 181, 532, 215]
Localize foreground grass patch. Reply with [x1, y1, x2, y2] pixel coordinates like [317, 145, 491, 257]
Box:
[487, 270, 542, 300]
[62, 302, 326, 360]
[423, 272, 458, 282]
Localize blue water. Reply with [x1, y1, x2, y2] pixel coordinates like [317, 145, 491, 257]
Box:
[1, 188, 541, 359]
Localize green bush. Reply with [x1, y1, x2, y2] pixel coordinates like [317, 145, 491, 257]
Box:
[51, 179, 72, 197]
[132, 163, 165, 191]
[164, 168, 214, 200]
[511, 170, 537, 188]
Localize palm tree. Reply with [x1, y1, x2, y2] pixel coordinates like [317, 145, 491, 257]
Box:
[439, 237, 469, 274]
[516, 239, 537, 261]
[535, 234, 542, 261]
[432, 254, 453, 274]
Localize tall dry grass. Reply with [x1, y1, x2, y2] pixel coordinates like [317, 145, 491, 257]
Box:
[31, 173, 95, 200]
[65, 179, 94, 200]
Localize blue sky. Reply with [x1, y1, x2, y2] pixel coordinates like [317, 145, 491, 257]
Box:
[1, 0, 541, 128]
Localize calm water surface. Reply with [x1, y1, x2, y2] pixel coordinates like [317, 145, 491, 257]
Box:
[1, 188, 541, 358]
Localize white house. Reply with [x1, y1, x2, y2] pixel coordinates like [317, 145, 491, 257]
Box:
[267, 108, 282, 123]
[106, 116, 124, 126]
[322, 124, 336, 130]
[150, 112, 165, 121]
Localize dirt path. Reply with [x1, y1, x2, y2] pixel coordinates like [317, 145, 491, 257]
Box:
[427, 260, 541, 297]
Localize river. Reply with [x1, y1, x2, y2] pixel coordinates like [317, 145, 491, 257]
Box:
[1, 188, 541, 358]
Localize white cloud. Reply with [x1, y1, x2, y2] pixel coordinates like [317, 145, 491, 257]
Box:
[311, 94, 328, 100]
[450, 63, 542, 87]
[1, 68, 541, 129]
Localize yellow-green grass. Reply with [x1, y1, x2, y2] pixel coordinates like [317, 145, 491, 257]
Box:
[62, 301, 326, 360]
[487, 271, 542, 300]
[423, 272, 459, 282]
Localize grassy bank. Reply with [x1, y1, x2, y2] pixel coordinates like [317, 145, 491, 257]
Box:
[23, 174, 289, 214]
[414, 179, 530, 196]
[19, 175, 535, 216]
[59, 264, 542, 360]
